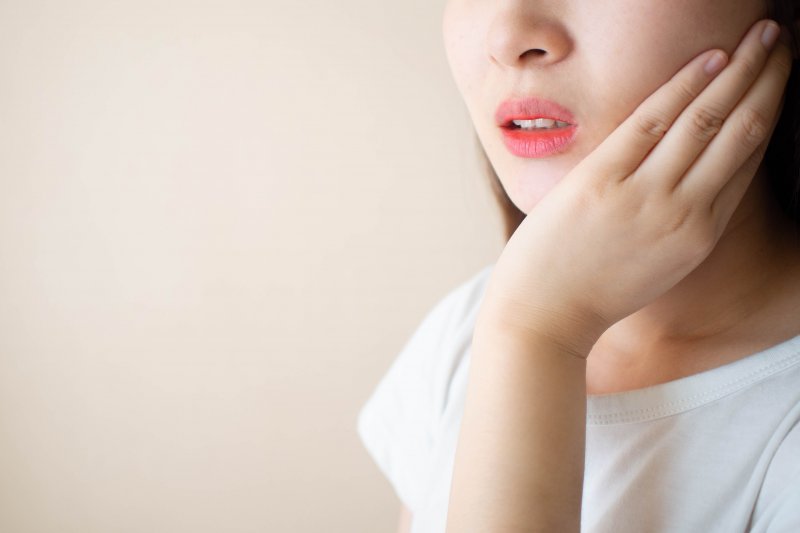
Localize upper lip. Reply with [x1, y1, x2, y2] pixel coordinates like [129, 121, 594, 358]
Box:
[495, 97, 577, 127]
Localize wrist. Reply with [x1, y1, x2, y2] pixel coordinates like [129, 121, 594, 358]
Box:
[475, 294, 608, 360]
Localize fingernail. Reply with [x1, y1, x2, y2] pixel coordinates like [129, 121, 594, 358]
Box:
[704, 51, 727, 75]
[761, 20, 780, 50]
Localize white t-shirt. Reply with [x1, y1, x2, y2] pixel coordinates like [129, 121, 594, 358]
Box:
[356, 264, 800, 532]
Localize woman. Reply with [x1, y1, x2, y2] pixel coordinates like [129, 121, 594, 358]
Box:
[357, 1, 800, 531]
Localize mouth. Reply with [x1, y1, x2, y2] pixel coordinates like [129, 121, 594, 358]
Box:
[503, 118, 573, 131]
[496, 97, 578, 158]
[495, 97, 577, 128]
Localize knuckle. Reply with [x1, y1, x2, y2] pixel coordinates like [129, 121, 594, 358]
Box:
[663, 203, 714, 257]
[695, 227, 719, 258]
[681, 221, 716, 261]
[735, 55, 761, 81]
[635, 111, 671, 140]
[673, 79, 700, 103]
[685, 106, 725, 142]
[737, 107, 770, 148]
[664, 205, 694, 236]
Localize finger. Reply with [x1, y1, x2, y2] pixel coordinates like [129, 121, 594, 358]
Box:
[677, 40, 792, 224]
[710, 92, 785, 238]
[634, 19, 780, 192]
[581, 47, 728, 183]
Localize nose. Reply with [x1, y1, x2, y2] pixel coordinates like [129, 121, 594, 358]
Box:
[486, 8, 573, 68]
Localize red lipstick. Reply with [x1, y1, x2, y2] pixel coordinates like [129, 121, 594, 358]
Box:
[496, 97, 578, 158]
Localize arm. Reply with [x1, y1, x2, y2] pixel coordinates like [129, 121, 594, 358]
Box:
[397, 503, 413, 533]
[445, 313, 593, 533]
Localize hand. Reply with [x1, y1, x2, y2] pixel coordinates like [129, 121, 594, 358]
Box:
[479, 19, 794, 356]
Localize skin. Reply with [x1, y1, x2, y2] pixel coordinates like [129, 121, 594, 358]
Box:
[442, 0, 800, 395]
[441, 1, 797, 531]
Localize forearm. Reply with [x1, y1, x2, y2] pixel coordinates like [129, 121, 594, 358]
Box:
[445, 316, 591, 533]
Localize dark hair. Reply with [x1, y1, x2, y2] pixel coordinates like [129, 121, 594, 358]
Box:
[477, 1, 800, 243]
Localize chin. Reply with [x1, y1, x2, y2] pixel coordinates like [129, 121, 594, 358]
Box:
[506, 170, 564, 214]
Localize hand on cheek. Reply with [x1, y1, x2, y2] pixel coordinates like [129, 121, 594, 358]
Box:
[479, 19, 792, 355]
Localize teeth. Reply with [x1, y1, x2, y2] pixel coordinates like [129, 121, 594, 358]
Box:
[511, 118, 570, 130]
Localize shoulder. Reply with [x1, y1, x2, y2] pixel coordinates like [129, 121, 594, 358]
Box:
[383, 262, 495, 387]
[356, 263, 495, 511]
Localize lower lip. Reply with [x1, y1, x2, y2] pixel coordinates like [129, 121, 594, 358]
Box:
[500, 126, 578, 158]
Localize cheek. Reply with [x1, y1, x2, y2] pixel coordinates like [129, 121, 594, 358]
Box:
[577, 23, 694, 141]
[582, 2, 765, 142]
[442, 1, 490, 109]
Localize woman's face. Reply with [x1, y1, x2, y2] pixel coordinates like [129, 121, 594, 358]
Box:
[442, 0, 768, 215]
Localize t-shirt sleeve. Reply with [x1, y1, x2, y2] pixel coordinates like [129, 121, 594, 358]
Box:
[749, 478, 800, 533]
[751, 415, 800, 533]
[757, 481, 800, 532]
[356, 265, 493, 513]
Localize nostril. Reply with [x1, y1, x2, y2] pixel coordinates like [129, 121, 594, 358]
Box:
[522, 48, 547, 59]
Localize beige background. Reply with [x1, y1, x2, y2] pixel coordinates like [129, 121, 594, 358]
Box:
[0, 1, 503, 531]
